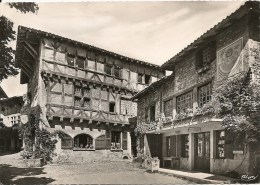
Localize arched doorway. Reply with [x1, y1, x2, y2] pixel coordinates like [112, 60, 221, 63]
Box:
[74, 134, 93, 150]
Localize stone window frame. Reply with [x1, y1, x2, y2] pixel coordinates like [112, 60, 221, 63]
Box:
[196, 41, 216, 69]
[111, 131, 121, 150]
[164, 98, 173, 117]
[176, 91, 193, 114]
[198, 82, 212, 107]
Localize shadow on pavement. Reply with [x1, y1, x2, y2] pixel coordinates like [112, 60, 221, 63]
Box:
[0, 164, 55, 184]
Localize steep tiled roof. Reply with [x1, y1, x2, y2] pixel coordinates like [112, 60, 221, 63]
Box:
[16, 26, 162, 70]
[131, 74, 174, 100]
[161, 1, 259, 70]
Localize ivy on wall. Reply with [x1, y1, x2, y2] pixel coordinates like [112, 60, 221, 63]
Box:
[19, 105, 59, 161]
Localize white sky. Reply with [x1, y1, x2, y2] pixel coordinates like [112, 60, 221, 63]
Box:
[0, 1, 245, 97]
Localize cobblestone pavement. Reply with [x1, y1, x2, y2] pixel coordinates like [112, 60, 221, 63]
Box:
[0, 153, 192, 184]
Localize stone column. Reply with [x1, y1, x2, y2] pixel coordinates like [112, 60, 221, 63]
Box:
[127, 132, 132, 156]
[210, 130, 216, 173]
[189, 133, 195, 171]
[172, 97, 177, 119]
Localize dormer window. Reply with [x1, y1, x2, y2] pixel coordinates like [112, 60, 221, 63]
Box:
[196, 41, 216, 69]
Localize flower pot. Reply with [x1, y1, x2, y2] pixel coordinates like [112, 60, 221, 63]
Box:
[25, 158, 44, 167]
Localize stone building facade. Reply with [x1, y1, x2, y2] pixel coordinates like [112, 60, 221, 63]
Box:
[0, 90, 23, 153]
[133, 1, 260, 174]
[15, 26, 165, 162]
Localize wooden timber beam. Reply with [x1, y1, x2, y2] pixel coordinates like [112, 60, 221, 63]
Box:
[20, 63, 32, 77]
[23, 41, 38, 61]
[21, 60, 34, 73]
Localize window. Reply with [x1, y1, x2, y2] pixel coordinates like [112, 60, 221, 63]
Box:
[111, 131, 121, 149]
[144, 75, 151, 85]
[216, 130, 225, 158]
[114, 67, 121, 78]
[74, 97, 81, 107]
[137, 74, 151, 85]
[76, 56, 85, 69]
[105, 65, 112, 75]
[67, 54, 75, 66]
[164, 99, 173, 117]
[145, 107, 149, 122]
[109, 102, 115, 113]
[196, 42, 216, 69]
[198, 83, 212, 107]
[150, 105, 156, 122]
[83, 98, 91, 109]
[166, 135, 176, 157]
[181, 135, 189, 158]
[176, 91, 193, 114]
[216, 130, 240, 159]
[138, 73, 143, 84]
[74, 134, 93, 150]
[74, 86, 82, 97]
[121, 100, 131, 115]
[166, 136, 171, 156]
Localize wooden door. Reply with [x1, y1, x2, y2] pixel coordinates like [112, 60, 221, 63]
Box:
[194, 132, 210, 172]
[146, 134, 162, 165]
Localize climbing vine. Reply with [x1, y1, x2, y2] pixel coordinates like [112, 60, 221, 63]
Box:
[213, 72, 260, 144]
[135, 71, 260, 144]
[19, 105, 58, 161]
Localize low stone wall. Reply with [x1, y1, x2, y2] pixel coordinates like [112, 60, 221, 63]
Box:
[54, 149, 131, 163]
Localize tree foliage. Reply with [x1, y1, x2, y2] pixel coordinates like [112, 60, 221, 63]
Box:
[0, 3, 39, 82]
[8, 3, 39, 14]
[214, 73, 260, 143]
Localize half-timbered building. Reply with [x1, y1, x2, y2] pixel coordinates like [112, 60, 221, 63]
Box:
[15, 26, 165, 161]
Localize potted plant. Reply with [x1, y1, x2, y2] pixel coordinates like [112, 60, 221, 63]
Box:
[145, 156, 160, 172]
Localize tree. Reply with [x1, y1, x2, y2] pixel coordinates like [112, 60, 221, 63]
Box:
[0, 3, 39, 82]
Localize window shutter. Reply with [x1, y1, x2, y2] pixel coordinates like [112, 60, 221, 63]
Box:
[105, 130, 111, 149]
[61, 135, 73, 149]
[122, 132, 128, 150]
[95, 135, 106, 150]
